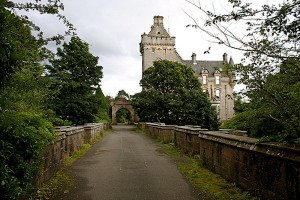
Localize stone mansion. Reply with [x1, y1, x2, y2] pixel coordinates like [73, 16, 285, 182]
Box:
[139, 16, 236, 122]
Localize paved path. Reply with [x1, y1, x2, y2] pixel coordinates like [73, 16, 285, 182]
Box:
[63, 125, 203, 200]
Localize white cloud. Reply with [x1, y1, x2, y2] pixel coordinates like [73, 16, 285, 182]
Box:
[13, 0, 281, 97]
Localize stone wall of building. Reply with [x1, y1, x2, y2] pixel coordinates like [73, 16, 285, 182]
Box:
[36, 123, 109, 186]
[140, 16, 236, 122]
[142, 123, 300, 200]
[140, 35, 182, 72]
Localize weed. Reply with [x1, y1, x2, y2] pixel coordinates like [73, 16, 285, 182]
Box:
[162, 144, 259, 200]
[33, 129, 112, 199]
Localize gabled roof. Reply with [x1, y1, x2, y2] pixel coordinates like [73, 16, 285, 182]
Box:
[148, 25, 170, 37]
[147, 16, 170, 38]
[183, 60, 224, 76]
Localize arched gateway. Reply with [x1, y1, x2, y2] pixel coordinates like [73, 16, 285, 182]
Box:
[110, 98, 139, 125]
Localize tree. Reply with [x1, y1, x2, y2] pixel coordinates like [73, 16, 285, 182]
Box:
[116, 89, 130, 100]
[0, 1, 77, 198]
[0, 0, 75, 88]
[116, 108, 130, 123]
[132, 60, 218, 129]
[47, 36, 103, 125]
[186, 0, 300, 142]
[223, 59, 300, 142]
[0, 1, 57, 198]
[94, 86, 110, 123]
[185, 0, 299, 60]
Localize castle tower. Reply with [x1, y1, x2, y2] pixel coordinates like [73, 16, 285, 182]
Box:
[140, 16, 182, 72]
[140, 16, 236, 122]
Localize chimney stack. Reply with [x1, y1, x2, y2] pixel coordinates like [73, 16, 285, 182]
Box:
[154, 16, 164, 26]
[223, 53, 228, 64]
[192, 52, 197, 65]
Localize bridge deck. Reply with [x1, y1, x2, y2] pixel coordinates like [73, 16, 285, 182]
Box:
[62, 125, 203, 200]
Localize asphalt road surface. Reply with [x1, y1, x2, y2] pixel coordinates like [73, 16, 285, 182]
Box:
[63, 125, 204, 200]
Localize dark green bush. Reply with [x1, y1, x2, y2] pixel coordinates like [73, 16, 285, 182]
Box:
[0, 112, 55, 199]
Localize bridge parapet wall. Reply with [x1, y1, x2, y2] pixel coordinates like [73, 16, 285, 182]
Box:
[142, 123, 300, 200]
[37, 123, 109, 186]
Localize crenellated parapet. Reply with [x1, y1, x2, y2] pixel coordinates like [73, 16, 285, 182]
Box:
[140, 36, 176, 47]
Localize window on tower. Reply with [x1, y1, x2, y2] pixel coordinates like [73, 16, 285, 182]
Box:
[202, 75, 207, 85]
[215, 75, 220, 85]
[215, 89, 220, 98]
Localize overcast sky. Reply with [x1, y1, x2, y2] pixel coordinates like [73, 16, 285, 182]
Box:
[15, 0, 276, 97]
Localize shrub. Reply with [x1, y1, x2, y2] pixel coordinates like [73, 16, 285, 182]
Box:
[0, 112, 55, 199]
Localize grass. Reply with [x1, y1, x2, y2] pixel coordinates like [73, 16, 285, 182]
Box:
[135, 128, 257, 199]
[33, 129, 112, 199]
[162, 144, 259, 200]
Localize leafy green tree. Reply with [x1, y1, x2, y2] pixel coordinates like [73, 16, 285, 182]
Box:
[186, 0, 300, 142]
[0, 0, 77, 198]
[222, 59, 300, 143]
[132, 60, 218, 129]
[0, 2, 58, 198]
[47, 36, 103, 125]
[0, 62, 56, 200]
[94, 86, 110, 123]
[0, 0, 75, 88]
[116, 89, 130, 100]
[116, 108, 130, 123]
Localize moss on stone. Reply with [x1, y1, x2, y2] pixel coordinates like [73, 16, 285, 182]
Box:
[162, 144, 259, 200]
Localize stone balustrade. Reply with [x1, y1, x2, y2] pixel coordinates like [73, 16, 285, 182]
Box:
[142, 122, 300, 200]
[37, 123, 109, 186]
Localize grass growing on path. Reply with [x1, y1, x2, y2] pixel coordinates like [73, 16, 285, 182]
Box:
[162, 144, 259, 200]
[33, 129, 112, 199]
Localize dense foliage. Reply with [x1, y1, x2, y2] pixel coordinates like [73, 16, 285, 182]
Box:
[116, 89, 131, 100]
[0, 1, 56, 198]
[186, 0, 300, 143]
[46, 36, 104, 125]
[0, 0, 75, 89]
[116, 108, 131, 123]
[0, 0, 108, 198]
[132, 60, 218, 129]
[94, 87, 111, 123]
[0, 113, 54, 199]
[223, 59, 300, 143]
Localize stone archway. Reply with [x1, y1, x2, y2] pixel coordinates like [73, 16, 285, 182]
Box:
[110, 98, 138, 125]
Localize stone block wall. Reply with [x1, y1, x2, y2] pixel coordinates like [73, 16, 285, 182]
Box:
[142, 123, 300, 200]
[144, 123, 175, 143]
[37, 123, 109, 186]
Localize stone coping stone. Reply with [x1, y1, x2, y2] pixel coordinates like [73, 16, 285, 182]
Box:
[61, 126, 84, 136]
[145, 122, 165, 126]
[175, 126, 208, 134]
[84, 124, 103, 129]
[146, 123, 176, 130]
[219, 129, 248, 137]
[55, 126, 71, 130]
[84, 123, 104, 126]
[186, 125, 202, 128]
[55, 132, 66, 142]
[198, 131, 300, 162]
